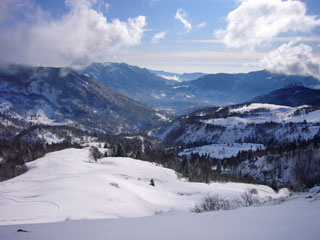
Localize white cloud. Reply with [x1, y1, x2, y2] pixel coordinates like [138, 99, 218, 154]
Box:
[152, 31, 166, 43]
[175, 9, 192, 33]
[197, 22, 206, 28]
[260, 40, 320, 80]
[0, 0, 146, 66]
[215, 0, 320, 48]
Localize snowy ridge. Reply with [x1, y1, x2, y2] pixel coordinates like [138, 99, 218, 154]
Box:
[0, 148, 287, 225]
[152, 103, 320, 144]
[0, 64, 169, 137]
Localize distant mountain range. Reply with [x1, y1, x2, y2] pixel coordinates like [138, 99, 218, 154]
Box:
[0, 64, 168, 138]
[81, 62, 320, 113]
[80, 62, 200, 113]
[1, 61, 320, 139]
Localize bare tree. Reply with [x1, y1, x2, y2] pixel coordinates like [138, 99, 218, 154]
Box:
[240, 188, 258, 206]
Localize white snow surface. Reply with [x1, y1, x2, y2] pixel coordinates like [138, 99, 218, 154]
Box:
[0, 148, 287, 226]
[159, 74, 181, 82]
[0, 191, 319, 240]
[229, 103, 294, 114]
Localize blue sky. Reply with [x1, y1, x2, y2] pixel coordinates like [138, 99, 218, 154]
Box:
[1, 0, 320, 76]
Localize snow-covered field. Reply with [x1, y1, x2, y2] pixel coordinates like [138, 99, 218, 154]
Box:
[180, 143, 265, 159]
[0, 190, 319, 240]
[0, 148, 286, 225]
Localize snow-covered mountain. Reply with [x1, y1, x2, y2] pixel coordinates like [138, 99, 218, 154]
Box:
[80, 62, 202, 113]
[151, 103, 320, 145]
[0, 64, 168, 138]
[150, 103, 320, 190]
[81, 63, 320, 113]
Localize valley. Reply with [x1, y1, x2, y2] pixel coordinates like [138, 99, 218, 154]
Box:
[1, 0, 320, 239]
[0, 62, 319, 239]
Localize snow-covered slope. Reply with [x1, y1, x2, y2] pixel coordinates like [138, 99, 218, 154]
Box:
[0, 190, 319, 240]
[0, 148, 286, 225]
[151, 103, 320, 146]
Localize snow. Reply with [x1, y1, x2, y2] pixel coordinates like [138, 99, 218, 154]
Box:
[0, 148, 286, 226]
[20, 128, 64, 144]
[181, 103, 320, 145]
[210, 103, 320, 125]
[172, 85, 189, 89]
[155, 112, 169, 121]
[159, 74, 181, 82]
[309, 186, 320, 194]
[290, 110, 320, 123]
[180, 143, 265, 159]
[0, 191, 319, 240]
[230, 103, 294, 114]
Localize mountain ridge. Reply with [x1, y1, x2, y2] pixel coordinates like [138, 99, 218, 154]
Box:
[249, 84, 320, 106]
[0, 63, 168, 138]
[81, 62, 320, 113]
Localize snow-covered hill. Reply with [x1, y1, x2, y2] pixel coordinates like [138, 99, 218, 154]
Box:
[0, 148, 287, 225]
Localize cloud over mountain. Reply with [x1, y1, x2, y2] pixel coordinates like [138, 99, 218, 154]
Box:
[215, 0, 320, 48]
[260, 40, 320, 80]
[0, 0, 146, 66]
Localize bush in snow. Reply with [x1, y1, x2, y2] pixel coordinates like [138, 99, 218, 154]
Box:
[191, 188, 266, 213]
[191, 194, 232, 213]
[89, 146, 102, 162]
[240, 188, 259, 207]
